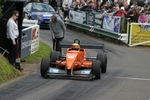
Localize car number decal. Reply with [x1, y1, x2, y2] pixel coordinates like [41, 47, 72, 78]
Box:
[50, 69, 59, 73]
[68, 56, 74, 59]
[81, 71, 90, 74]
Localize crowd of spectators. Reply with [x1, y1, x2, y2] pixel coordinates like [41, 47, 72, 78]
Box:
[70, 0, 150, 23]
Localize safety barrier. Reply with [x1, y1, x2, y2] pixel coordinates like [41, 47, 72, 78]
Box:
[67, 10, 150, 47]
[67, 10, 128, 44]
[21, 19, 40, 59]
[128, 23, 150, 47]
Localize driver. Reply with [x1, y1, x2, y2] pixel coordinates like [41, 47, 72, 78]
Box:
[71, 43, 80, 50]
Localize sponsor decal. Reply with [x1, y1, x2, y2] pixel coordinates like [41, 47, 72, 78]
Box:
[81, 70, 90, 74]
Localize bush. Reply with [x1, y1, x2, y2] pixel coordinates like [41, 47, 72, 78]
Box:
[0, 0, 7, 18]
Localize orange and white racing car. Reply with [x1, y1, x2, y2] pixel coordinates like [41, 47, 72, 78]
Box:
[40, 39, 107, 79]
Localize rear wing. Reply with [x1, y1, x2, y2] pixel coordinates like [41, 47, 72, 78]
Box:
[59, 42, 106, 52]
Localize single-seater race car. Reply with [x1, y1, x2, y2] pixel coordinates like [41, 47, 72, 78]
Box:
[40, 39, 107, 80]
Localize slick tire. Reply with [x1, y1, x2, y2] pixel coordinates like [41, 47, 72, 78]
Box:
[40, 58, 50, 78]
[97, 50, 107, 73]
[50, 51, 60, 62]
[92, 60, 101, 79]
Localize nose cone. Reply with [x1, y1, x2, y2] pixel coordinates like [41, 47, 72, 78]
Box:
[66, 52, 78, 70]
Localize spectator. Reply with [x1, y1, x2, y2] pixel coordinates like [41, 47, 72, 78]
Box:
[100, 5, 109, 14]
[136, 6, 142, 13]
[128, 5, 135, 12]
[138, 10, 148, 23]
[107, 6, 114, 13]
[146, 8, 150, 23]
[105, 1, 111, 7]
[113, 6, 122, 16]
[97, 1, 102, 11]
[73, 0, 82, 10]
[49, 0, 57, 11]
[62, 0, 70, 20]
[6, 10, 23, 71]
[137, 0, 145, 7]
[123, 2, 130, 12]
[101, 0, 111, 6]
[120, 6, 127, 33]
[144, 4, 149, 10]
[56, 0, 63, 18]
[126, 8, 138, 22]
[80, 0, 89, 11]
[105, 6, 115, 16]
[121, 6, 127, 15]
[138, 10, 148, 31]
[112, 6, 127, 17]
[115, 3, 120, 7]
[49, 15, 66, 52]
[85, 2, 98, 12]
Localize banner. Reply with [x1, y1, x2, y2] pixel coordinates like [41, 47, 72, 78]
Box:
[31, 25, 40, 54]
[69, 10, 86, 24]
[86, 12, 95, 26]
[94, 13, 103, 28]
[129, 23, 150, 46]
[103, 15, 121, 33]
[103, 15, 114, 31]
[114, 16, 121, 33]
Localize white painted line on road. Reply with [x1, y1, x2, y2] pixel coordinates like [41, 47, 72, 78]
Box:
[103, 76, 150, 81]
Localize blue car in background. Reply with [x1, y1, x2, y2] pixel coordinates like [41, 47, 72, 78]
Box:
[23, 2, 63, 28]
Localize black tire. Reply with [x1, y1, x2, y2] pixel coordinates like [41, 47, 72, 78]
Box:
[50, 51, 60, 62]
[96, 50, 107, 73]
[92, 60, 101, 79]
[40, 58, 50, 78]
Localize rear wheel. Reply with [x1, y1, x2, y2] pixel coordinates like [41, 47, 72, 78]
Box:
[40, 58, 50, 78]
[97, 51, 107, 73]
[92, 60, 101, 79]
[50, 51, 60, 62]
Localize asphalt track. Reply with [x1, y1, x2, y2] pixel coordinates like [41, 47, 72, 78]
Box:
[0, 28, 150, 100]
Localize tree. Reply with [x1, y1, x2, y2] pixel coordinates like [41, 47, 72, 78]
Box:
[0, 0, 7, 17]
[0, 0, 40, 17]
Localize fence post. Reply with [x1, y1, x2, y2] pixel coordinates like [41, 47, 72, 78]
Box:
[127, 22, 131, 45]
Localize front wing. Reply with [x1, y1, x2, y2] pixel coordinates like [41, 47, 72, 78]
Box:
[46, 67, 95, 79]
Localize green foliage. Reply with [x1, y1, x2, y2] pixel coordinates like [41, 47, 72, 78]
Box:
[0, 0, 7, 17]
[0, 54, 23, 84]
[0, 0, 40, 17]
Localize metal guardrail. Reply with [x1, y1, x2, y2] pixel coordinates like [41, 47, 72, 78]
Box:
[67, 20, 120, 40]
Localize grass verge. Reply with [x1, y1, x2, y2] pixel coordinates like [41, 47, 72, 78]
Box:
[23, 42, 51, 64]
[0, 42, 52, 85]
[0, 55, 23, 85]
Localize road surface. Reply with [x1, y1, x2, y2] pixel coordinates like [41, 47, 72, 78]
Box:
[0, 28, 150, 100]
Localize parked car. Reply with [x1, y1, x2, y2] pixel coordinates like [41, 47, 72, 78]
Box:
[23, 2, 63, 28]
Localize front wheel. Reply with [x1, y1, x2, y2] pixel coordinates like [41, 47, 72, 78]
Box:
[97, 51, 107, 73]
[40, 58, 50, 78]
[92, 60, 101, 79]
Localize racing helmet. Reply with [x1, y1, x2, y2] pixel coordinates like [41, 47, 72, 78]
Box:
[71, 43, 80, 50]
